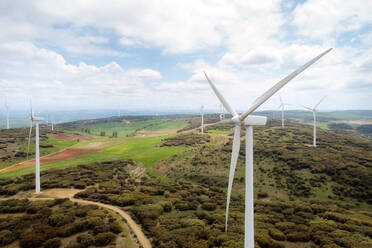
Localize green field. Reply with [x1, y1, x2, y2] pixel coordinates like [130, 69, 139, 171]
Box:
[0, 136, 78, 170]
[76, 118, 187, 137]
[1, 134, 187, 178]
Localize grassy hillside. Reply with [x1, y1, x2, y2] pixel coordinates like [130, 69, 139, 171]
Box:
[0, 128, 78, 170]
[0, 118, 371, 248]
[61, 116, 188, 137]
[0, 134, 187, 178]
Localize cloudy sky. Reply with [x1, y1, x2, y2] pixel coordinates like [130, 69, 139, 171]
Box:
[0, 0, 371, 112]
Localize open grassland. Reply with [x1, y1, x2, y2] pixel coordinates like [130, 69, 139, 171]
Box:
[71, 118, 187, 138]
[0, 129, 78, 170]
[0, 134, 187, 178]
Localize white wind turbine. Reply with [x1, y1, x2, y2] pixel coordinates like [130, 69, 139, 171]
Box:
[301, 96, 326, 147]
[220, 104, 225, 121]
[204, 48, 331, 248]
[200, 105, 204, 134]
[278, 95, 290, 128]
[27, 101, 44, 194]
[4, 99, 9, 129]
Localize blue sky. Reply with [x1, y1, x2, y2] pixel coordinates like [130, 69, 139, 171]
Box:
[0, 0, 371, 113]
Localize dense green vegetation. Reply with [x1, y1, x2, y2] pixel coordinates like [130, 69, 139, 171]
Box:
[0, 198, 121, 247]
[2, 158, 369, 248]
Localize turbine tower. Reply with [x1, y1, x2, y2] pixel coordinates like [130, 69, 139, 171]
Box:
[200, 105, 204, 134]
[51, 116, 54, 131]
[301, 96, 326, 147]
[204, 48, 331, 248]
[278, 95, 290, 128]
[27, 101, 44, 194]
[220, 104, 225, 121]
[4, 100, 9, 129]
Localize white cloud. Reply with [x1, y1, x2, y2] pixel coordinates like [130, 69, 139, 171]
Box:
[0, 0, 371, 110]
[293, 0, 372, 40]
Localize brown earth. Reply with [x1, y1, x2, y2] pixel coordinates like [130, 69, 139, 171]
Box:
[0, 148, 100, 173]
[55, 133, 93, 141]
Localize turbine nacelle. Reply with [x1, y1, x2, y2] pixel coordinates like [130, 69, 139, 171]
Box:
[32, 116, 44, 122]
[244, 115, 267, 126]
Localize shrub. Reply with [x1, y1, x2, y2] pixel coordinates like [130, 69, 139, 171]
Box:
[20, 232, 47, 248]
[286, 232, 311, 242]
[180, 218, 205, 228]
[255, 232, 285, 248]
[0, 230, 14, 246]
[109, 222, 122, 234]
[158, 201, 173, 212]
[201, 202, 217, 211]
[48, 214, 75, 227]
[43, 238, 61, 248]
[94, 232, 116, 246]
[77, 233, 94, 247]
[268, 228, 285, 241]
[134, 204, 163, 220]
[258, 192, 269, 198]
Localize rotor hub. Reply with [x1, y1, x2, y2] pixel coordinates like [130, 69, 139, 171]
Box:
[231, 115, 241, 124]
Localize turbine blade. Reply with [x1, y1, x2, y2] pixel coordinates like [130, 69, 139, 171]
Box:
[30, 99, 34, 120]
[314, 96, 326, 109]
[204, 72, 238, 117]
[27, 121, 32, 159]
[301, 105, 313, 111]
[225, 124, 241, 232]
[239, 48, 332, 120]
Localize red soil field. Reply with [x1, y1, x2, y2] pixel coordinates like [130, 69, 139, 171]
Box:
[0, 148, 100, 173]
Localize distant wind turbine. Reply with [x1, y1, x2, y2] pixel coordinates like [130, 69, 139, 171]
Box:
[200, 105, 204, 134]
[27, 101, 44, 194]
[220, 104, 225, 121]
[204, 48, 332, 248]
[51, 116, 54, 131]
[4, 100, 9, 129]
[278, 95, 290, 128]
[301, 96, 326, 147]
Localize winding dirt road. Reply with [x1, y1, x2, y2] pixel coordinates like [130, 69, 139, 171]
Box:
[3, 188, 152, 248]
[71, 198, 152, 248]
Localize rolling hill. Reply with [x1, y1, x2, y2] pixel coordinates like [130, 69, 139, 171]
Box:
[0, 115, 371, 248]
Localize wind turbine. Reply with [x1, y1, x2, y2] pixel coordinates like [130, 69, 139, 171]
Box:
[27, 101, 44, 194]
[278, 95, 290, 128]
[204, 48, 331, 248]
[220, 104, 225, 121]
[200, 105, 204, 134]
[51, 116, 54, 131]
[4, 100, 9, 129]
[301, 96, 326, 147]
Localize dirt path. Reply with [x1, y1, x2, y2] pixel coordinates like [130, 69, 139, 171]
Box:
[71, 198, 152, 248]
[31, 188, 152, 248]
[0, 148, 100, 174]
